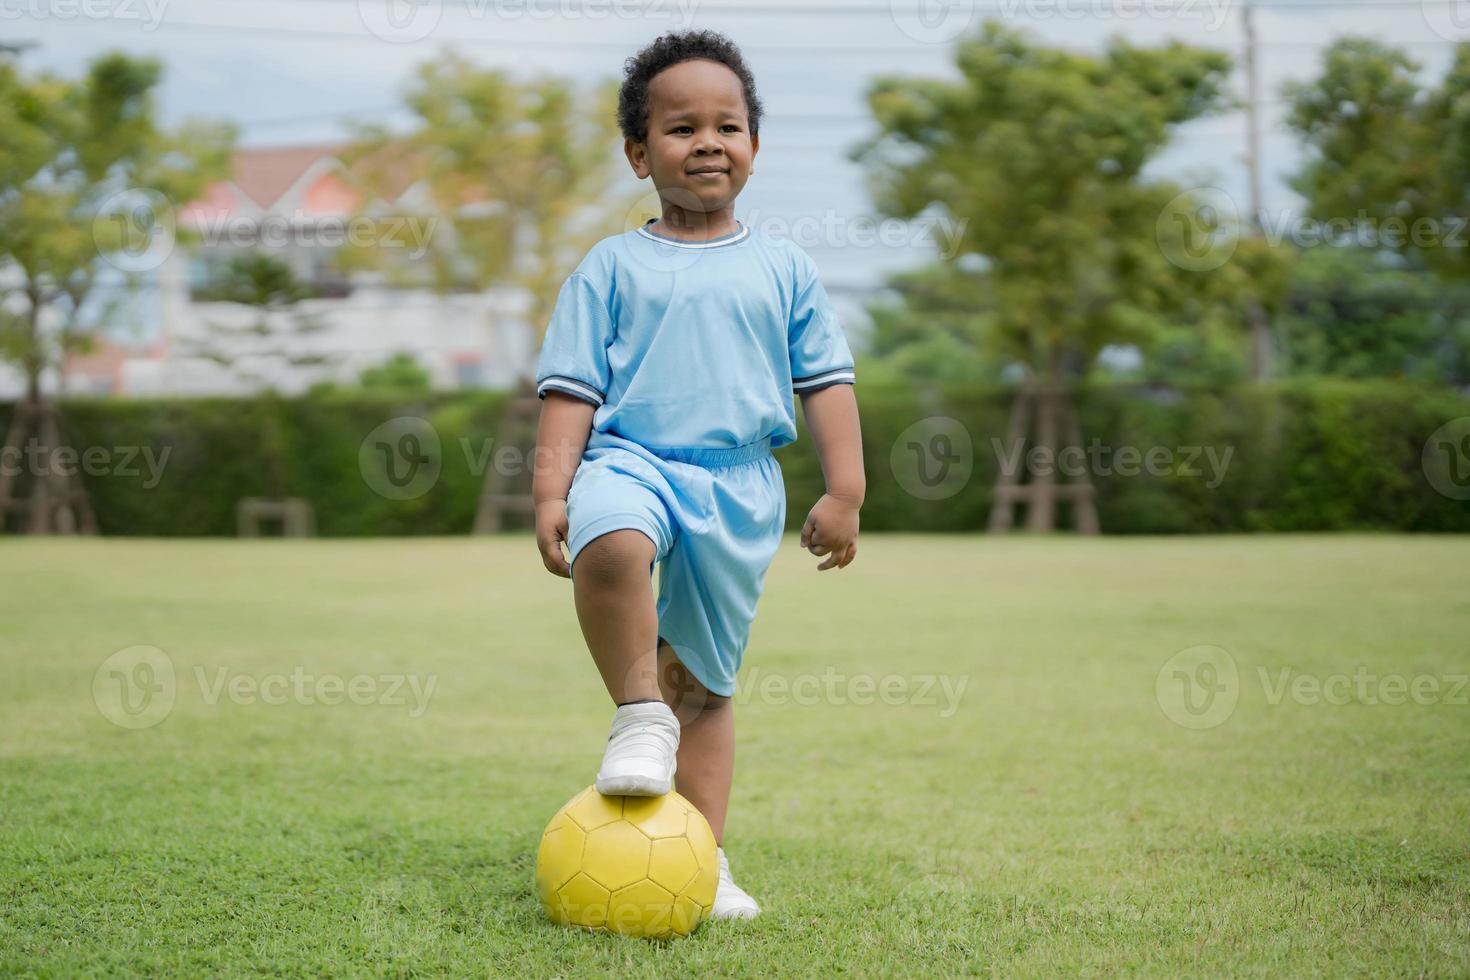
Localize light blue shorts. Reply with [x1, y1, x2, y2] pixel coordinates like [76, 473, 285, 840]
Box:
[566, 430, 786, 697]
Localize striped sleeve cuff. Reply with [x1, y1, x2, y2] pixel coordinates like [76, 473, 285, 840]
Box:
[792, 367, 856, 394]
[537, 376, 605, 407]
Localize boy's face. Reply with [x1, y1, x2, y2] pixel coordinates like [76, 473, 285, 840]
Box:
[625, 58, 759, 215]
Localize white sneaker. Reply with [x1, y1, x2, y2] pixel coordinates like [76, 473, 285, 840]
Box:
[594, 701, 679, 796]
[711, 847, 760, 920]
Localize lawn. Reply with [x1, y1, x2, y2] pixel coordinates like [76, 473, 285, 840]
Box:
[2, 535, 1468, 976]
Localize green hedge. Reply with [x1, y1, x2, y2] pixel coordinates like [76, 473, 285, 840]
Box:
[1075, 381, 1470, 533]
[0, 391, 511, 536]
[3, 380, 1467, 535]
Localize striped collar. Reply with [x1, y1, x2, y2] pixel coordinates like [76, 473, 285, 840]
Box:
[637, 218, 751, 249]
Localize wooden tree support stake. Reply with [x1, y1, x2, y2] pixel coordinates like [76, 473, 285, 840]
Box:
[472, 388, 541, 534]
[0, 399, 98, 535]
[987, 383, 1100, 535]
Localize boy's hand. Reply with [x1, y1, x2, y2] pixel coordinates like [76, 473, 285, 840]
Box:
[800, 493, 860, 571]
[536, 499, 572, 578]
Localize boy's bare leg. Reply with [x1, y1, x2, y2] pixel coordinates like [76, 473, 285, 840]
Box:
[658, 643, 759, 917]
[573, 530, 661, 704]
[658, 643, 734, 844]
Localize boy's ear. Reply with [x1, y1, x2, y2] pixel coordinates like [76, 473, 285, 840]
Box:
[624, 137, 651, 179]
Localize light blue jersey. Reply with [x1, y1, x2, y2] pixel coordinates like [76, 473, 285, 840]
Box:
[535, 217, 856, 697]
[535, 218, 855, 449]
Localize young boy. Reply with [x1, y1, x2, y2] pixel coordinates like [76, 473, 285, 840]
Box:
[531, 30, 864, 921]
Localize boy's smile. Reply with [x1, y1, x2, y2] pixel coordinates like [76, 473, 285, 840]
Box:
[626, 58, 759, 238]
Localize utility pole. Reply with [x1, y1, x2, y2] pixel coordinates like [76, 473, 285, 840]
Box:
[1242, 0, 1272, 381]
[1243, 3, 1264, 227]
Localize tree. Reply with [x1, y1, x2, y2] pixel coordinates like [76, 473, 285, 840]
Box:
[1276, 246, 1470, 385]
[1284, 39, 1470, 282]
[179, 252, 335, 393]
[184, 253, 337, 508]
[864, 239, 1292, 390]
[0, 52, 234, 402]
[359, 352, 431, 391]
[851, 24, 1239, 531]
[341, 51, 633, 532]
[0, 52, 233, 532]
[191, 252, 314, 307]
[341, 51, 630, 342]
[862, 260, 999, 385]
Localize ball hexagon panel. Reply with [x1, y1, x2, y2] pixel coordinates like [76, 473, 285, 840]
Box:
[670, 893, 706, 936]
[581, 820, 651, 892]
[535, 817, 586, 897]
[679, 804, 719, 911]
[683, 803, 717, 859]
[682, 860, 718, 914]
[608, 879, 675, 939]
[648, 836, 700, 895]
[555, 872, 611, 930]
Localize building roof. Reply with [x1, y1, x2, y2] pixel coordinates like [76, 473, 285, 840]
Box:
[182, 142, 427, 222]
[231, 143, 346, 209]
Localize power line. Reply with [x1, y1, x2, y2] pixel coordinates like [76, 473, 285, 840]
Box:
[29, 11, 1469, 49]
[232, 106, 876, 130]
[16, 16, 946, 52]
[223, 99, 1342, 135]
[187, 0, 1470, 11]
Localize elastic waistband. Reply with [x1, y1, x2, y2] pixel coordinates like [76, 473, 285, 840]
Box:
[646, 438, 772, 468]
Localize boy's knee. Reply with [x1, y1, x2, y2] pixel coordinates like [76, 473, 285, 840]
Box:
[573, 529, 654, 589]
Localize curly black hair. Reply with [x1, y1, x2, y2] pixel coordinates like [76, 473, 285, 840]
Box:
[617, 30, 764, 144]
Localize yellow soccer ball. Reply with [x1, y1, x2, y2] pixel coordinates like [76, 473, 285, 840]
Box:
[535, 786, 719, 939]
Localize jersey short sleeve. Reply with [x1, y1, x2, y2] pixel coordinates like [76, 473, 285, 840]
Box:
[535, 271, 614, 407]
[787, 250, 856, 395]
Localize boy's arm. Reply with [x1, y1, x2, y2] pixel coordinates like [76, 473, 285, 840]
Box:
[532, 393, 596, 577]
[798, 383, 864, 571]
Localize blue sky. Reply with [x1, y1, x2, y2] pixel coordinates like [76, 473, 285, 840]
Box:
[10, 0, 1466, 299]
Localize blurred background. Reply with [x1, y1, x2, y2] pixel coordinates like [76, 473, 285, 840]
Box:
[4, 0, 1470, 535]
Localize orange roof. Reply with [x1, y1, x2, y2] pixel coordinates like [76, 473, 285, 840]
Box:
[179, 180, 244, 223]
[230, 143, 346, 209]
[187, 142, 430, 217]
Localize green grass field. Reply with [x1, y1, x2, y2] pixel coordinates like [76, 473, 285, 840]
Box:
[3, 535, 1468, 976]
